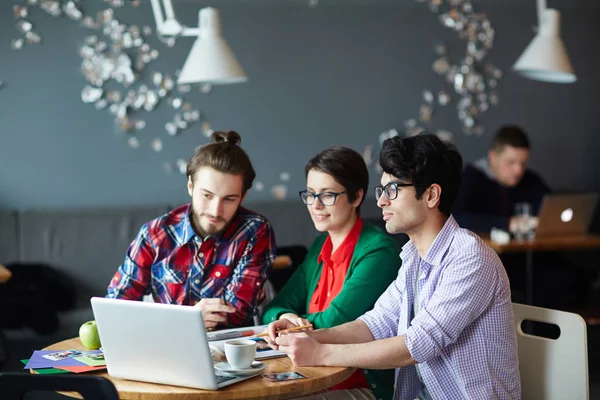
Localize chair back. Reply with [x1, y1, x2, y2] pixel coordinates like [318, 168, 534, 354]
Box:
[0, 372, 119, 400]
[253, 245, 308, 325]
[513, 303, 589, 400]
[254, 279, 277, 326]
[270, 245, 308, 293]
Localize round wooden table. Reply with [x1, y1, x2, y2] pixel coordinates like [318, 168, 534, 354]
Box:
[38, 337, 355, 400]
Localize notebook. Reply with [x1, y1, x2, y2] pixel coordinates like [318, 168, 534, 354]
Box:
[90, 297, 262, 390]
[207, 325, 286, 361]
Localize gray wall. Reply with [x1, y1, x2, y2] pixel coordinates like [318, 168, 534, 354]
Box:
[1, 1, 599, 210]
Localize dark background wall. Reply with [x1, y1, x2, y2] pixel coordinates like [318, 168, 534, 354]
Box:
[1, 0, 599, 210]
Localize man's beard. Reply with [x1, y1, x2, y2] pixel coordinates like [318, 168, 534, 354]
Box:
[190, 204, 229, 238]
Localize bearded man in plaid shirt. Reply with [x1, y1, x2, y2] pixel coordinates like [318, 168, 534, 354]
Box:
[107, 131, 276, 329]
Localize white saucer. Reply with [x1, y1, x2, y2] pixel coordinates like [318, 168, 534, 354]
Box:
[209, 346, 216, 357]
[214, 361, 266, 376]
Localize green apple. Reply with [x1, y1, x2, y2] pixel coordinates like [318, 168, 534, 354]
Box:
[79, 320, 101, 350]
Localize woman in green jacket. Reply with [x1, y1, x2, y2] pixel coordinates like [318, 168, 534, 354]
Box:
[262, 147, 401, 400]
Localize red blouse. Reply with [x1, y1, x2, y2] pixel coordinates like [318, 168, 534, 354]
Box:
[308, 217, 369, 391]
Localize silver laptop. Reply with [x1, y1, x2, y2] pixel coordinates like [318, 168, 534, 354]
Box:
[536, 193, 599, 236]
[90, 297, 261, 390]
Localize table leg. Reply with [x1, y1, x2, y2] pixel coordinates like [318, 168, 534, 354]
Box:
[525, 250, 534, 305]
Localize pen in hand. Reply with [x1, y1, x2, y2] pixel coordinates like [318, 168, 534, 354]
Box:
[254, 324, 313, 338]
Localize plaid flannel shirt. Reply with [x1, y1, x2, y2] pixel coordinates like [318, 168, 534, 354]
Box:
[107, 204, 276, 327]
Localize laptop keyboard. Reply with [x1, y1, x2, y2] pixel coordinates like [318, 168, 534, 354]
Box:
[216, 375, 237, 384]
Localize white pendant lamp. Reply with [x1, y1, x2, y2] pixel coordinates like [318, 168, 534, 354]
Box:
[150, 0, 247, 85]
[513, 0, 576, 83]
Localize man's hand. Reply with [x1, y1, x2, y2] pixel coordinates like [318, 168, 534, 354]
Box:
[275, 332, 326, 366]
[194, 298, 235, 330]
[529, 216, 540, 230]
[509, 216, 518, 234]
[509, 215, 539, 234]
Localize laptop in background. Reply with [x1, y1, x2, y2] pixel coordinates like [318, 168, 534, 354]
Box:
[90, 297, 261, 390]
[536, 193, 599, 236]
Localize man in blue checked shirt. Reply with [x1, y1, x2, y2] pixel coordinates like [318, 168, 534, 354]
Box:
[270, 133, 521, 400]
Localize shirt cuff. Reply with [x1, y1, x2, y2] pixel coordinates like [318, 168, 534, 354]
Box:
[357, 312, 389, 341]
[264, 308, 296, 323]
[275, 309, 298, 322]
[404, 325, 438, 363]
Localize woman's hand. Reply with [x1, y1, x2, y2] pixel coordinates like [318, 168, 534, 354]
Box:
[280, 313, 311, 329]
[263, 313, 311, 349]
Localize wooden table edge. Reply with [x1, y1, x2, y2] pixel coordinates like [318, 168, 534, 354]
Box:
[480, 233, 600, 254]
[33, 337, 356, 400]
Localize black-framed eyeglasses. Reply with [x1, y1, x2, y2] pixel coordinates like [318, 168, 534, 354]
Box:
[299, 190, 347, 206]
[374, 182, 417, 201]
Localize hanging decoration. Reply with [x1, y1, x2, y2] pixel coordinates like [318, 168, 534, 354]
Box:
[9, 0, 502, 199]
[10, 0, 207, 175]
[376, 0, 502, 155]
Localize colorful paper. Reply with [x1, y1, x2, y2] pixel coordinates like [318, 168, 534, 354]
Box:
[74, 354, 106, 367]
[23, 350, 101, 370]
[42, 349, 82, 361]
[20, 359, 71, 374]
[55, 365, 107, 374]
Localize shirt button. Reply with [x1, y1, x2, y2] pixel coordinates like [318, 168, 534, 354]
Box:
[363, 370, 368, 374]
[371, 384, 376, 389]
[215, 271, 221, 277]
[256, 282, 261, 286]
[198, 252, 204, 258]
[194, 279, 200, 284]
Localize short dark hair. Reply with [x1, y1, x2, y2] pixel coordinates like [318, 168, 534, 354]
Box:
[305, 146, 369, 214]
[492, 125, 530, 152]
[186, 131, 256, 192]
[379, 133, 463, 216]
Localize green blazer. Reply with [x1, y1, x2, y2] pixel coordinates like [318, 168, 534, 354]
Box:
[263, 221, 401, 400]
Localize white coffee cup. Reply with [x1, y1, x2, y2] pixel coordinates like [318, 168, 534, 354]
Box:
[224, 339, 257, 369]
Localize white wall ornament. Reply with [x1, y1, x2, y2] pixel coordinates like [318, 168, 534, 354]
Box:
[10, 0, 211, 175]
[375, 0, 502, 163]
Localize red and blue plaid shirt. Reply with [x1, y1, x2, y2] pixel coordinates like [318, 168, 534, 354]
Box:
[107, 204, 276, 327]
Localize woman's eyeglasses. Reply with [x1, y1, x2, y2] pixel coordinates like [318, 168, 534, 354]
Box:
[299, 190, 347, 206]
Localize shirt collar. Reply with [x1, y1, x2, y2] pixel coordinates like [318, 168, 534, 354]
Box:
[177, 204, 235, 246]
[422, 215, 459, 268]
[401, 215, 459, 274]
[318, 216, 363, 264]
[179, 204, 198, 245]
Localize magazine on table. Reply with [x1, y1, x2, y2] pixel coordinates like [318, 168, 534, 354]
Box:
[208, 325, 287, 361]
